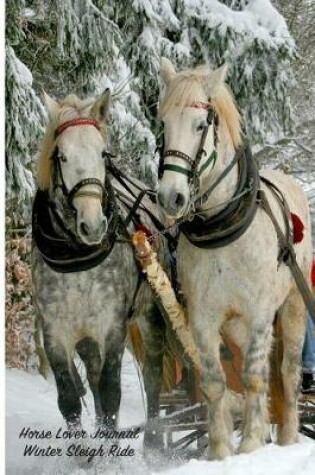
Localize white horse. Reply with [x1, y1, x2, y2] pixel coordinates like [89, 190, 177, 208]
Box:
[157, 57, 312, 459]
[32, 90, 169, 450]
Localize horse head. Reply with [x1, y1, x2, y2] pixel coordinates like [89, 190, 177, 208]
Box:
[157, 57, 241, 220]
[38, 89, 112, 245]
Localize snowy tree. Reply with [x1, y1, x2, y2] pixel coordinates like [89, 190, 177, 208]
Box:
[275, 0, 315, 123]
[112, 0, 295, 148]
[6, 0, 45, 216]
[6, 0, 297, 215]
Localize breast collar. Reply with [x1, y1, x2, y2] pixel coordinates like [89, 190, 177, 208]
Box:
[32, 175, 121, 273]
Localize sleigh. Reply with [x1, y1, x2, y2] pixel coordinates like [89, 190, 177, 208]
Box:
[130, 320, 315, 455]
[157, 349, 315, 454]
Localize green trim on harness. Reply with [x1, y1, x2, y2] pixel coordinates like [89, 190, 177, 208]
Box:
[163, 164, 191, 177]
[162, 150, 217, 178]
[198, 150, 217, 176]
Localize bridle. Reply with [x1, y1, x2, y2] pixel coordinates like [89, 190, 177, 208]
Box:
[52, 118, 106, 210]
[47, 117, 115, 244]
[158, 101, 220, 207]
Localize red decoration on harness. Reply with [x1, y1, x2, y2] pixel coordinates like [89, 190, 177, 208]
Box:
[290, 212, 304, 244]
[187, 101, 211, 110]
[135, 223, 154, 241]
[55, 118, 100, 137]
[311, 260, 315, 288]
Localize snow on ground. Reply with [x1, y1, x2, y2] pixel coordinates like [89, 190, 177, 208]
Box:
[6, 350, 315, 475]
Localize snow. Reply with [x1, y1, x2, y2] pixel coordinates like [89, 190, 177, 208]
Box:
[6, 351, 315, 475]
[183, 0, 294, 49]
[9, 48, 33, 87]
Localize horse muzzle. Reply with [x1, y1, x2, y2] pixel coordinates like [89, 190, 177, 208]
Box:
[157, 188, 188, 219]
[77, 215, 108, 245]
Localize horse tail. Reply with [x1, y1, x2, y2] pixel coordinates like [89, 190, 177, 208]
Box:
[127, 321, 176, 392]
[269, 314, 285, 426]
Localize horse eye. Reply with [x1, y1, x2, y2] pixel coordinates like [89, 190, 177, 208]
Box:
[58, 153, 67, 163]
[197, 123, 206, 132]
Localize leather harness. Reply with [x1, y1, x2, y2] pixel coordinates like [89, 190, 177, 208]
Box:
[32, 175, 121, 273]
[158, 101, 315, 323]
[32, 114, 315, 324]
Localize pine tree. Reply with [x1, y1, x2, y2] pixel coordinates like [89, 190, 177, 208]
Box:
[6, 0, 296, 216]
[112, 0, 295, 148]
[6, 0, 45, 216]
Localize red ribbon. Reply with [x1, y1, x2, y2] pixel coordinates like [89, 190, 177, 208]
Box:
[290, 212, 304, 244]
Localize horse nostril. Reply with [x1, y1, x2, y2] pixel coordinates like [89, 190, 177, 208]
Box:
[79, 222, 89, 237]
[174, 193, 185, 209]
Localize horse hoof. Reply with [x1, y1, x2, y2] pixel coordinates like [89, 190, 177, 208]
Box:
[100, 415, 117, 430]
[67, 418, 82, 431]
[208, 442, 233, 460]
[238, 437, 263, 454]
[277, 431, 299, 446]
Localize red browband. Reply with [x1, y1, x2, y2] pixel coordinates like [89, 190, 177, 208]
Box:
[55, 118, 100, 137]
[187, 101, 211, 110]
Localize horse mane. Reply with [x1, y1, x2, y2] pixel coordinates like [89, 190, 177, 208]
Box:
[37, 94, 105, 190]
[158, 66, 242, 149]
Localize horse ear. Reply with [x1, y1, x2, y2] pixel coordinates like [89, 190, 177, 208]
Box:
[42, 91, 60, 119]
[206, 63, 228, 98]
[90, 88, 111, 123]
[160, 57, 176, 85]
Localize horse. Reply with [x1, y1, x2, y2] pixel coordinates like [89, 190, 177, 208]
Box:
[156, 57, 313, 459]
[31, 89, 169, 447]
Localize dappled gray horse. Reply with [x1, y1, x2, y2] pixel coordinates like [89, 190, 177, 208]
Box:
[32, 90, 167, 444]
[157, 58, 312, 459]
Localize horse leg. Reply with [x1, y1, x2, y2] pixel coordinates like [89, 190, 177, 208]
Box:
[138, 303, 166, 449]
[76, 337, 102, 422]
[278, 289, 306, 445]
[43, 330, 81, 426]
[239, 322, 272, 453]
[193, 323, 233, 460]
[98, 327, 126, 428]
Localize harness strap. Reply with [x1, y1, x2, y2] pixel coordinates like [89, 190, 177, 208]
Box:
[107, 158, 156, 197]
[195, 147, 242, 208]
[163, 150, 194, 166]
[181, 146, 259, 248]
[162, 150, 217, 179]
[67, 178, 104, 204]
[163, 164, 191, 177]
[107, 159, 178, 248]
[258, 188, 315, 325]
[159, 106, 218, 188]
[191, 108, 216, 191]
[198, 150, 217, 176]
[55, 118, 100, 137]
[124, 189, 146, 228]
